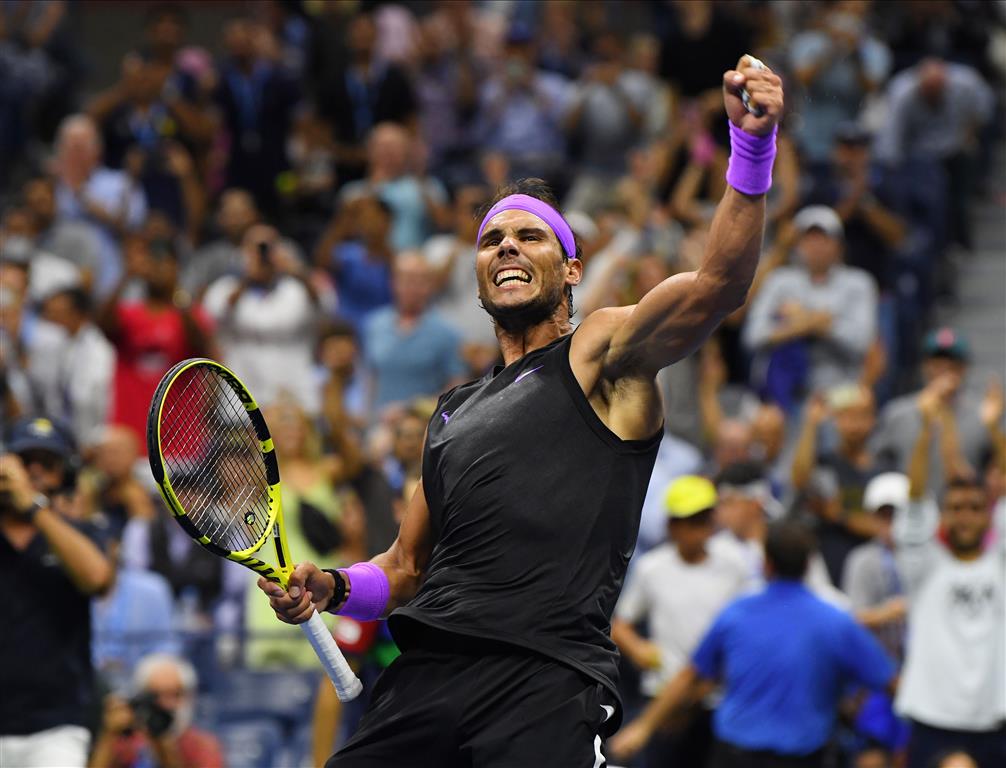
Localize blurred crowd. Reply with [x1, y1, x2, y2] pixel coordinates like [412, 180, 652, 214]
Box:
[1, 1, 1004, 767]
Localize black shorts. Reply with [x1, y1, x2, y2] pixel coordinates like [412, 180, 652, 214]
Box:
[326, 629, 612, 768]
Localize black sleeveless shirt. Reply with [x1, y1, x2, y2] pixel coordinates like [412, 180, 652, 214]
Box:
[388, 332, 661, 731]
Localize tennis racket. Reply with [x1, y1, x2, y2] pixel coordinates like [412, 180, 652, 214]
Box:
[146, 357, 363, 701]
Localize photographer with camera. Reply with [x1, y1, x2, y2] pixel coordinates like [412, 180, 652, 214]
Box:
[0, 417, 114, 768]
[204, 222, 324, 414]
[89, 653, 223, 768]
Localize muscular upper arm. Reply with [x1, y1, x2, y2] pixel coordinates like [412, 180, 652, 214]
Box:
[573, 271, 728, 388]
[372, 478, 433, 611]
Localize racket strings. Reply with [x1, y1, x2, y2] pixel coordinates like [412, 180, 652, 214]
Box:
[159, 367, 272, 552]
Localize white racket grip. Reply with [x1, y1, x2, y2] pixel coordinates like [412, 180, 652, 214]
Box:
[301, 612, 364, 702]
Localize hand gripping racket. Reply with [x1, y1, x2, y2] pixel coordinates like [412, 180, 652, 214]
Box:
[740, 54, 768, 118]
[147, 358, 363, 701]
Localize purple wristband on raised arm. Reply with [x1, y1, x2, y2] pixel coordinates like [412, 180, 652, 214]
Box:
[337, 562, 390, 621]
[725, 122, 778, 196]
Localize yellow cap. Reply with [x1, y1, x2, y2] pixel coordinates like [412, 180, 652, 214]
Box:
[663, 476, 718, 519]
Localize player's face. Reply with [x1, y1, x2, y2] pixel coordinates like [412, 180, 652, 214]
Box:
[475, 209, 579, 331]
[942, 486, 990, 555]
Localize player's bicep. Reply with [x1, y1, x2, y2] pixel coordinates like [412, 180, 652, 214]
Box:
[374, 478, 433, 608]
[604, 271, 724, 378]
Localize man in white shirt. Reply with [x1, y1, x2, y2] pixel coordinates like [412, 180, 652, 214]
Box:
[203, 224, 323, 414]
[895, 475, 1005, 768]
[31, 287, 115, 449]
[613, 475, 748, 767]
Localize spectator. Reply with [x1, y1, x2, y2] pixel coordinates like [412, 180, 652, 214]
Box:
[52, 114, 148, 297]
[0, 1, 81, 190]
[316, 10, 417, 186]
[86, 52, 205, 237]
[339, 122, 450, 251]
[424, 184, 499, 369]
[88, 653, 224, 768]
[0, 205, 80, 306]
[743, 205, 878, 411]
[363, 251, 465, 413]
[611, 520, 896, 766]
[245, 398, 364, 668]
[203, 223, 323, 413]
[563, 31, 649, 214]
[22, 175, 103, 290]
[843, 472, 912, 755]
[612, 476, 748, 768]
[633, 432, 704, 558]
[894, 431, 1005, 766]
[30, 286, 115, 450]
[0, 261, 32, 422]
[135, 3, 216, 149]
[91, 536, 178, 689]
[317, 319, 369, 430]
[791, 385, 890, 585]
[90, 425, 155, 541]
[410, 12, 482, 184]
[843, 473, 910, 659]
[474, 22, 572, 185]
[97, 233, 210, 450]
[874, 58, 994, 251]
[802, 123, 908, 297]
[874, 328, 991, 493]
[853, 746, 894, 768]
[380, 404, 429, 496]
[214, 16, 300, 216]
[314, 194, 395, 333]
[0, 417, 113, 768]
[710, 461, 847, 608]
[929, 753, 979, 768]
[180, 188, 260, 300]
[789, 1, 891, 166]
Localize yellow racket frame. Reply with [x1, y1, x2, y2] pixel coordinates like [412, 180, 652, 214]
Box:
[147, 358, 294, 586]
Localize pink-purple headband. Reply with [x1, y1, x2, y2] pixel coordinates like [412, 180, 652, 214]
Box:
[476, 194, 577, 260]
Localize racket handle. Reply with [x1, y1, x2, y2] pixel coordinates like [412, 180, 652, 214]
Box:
[301, 611, 364, 702]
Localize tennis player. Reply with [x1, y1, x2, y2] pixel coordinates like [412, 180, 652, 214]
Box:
[260, 57, 783, 766]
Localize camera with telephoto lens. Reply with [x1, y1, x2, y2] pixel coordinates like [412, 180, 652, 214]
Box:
[129, 692, 174, 737]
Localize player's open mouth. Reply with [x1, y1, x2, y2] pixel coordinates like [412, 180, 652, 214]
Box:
[494, 269, 532, 286]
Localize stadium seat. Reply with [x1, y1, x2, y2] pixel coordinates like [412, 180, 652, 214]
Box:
[212, 669, 321, 729]
[216, 718, 285, 768]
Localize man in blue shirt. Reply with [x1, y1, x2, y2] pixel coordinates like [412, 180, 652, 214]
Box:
[611, 520, 897, 767]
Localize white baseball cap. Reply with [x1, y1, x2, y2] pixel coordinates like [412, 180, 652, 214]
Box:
[863, 472, 910, 514]
[794, 205, 844, 239]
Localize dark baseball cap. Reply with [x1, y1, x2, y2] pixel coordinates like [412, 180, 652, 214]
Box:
[923, 327, 970, 361]
[6, 417, 76, 459]
[835, 122, 872, 146]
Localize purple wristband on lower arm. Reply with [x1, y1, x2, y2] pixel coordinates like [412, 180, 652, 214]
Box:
[725, 122, 778, 196]
[337, 562, 390, 620]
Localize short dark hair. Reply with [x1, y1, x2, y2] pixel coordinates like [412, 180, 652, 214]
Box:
[940, 474, 985, 507]
[715, 461, 767, 488]
[477, 178, 580, 317]
[48, 286, 91, 316]
[764, 520, 816, 580]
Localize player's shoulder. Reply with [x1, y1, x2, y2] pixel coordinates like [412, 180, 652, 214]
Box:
[571, 305, 635, 359]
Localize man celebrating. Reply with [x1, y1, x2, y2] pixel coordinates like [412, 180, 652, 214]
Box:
[261, 57, 784, 766]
